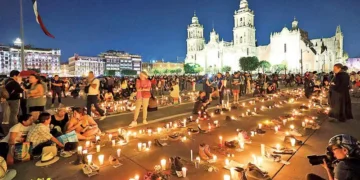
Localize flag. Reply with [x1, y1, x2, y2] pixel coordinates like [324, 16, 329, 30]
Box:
[32, 0, 55, 38]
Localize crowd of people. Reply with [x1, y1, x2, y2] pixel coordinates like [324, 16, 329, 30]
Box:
[0, 62, 358, 179]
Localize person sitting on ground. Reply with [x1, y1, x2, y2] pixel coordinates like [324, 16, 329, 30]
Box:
[266, 83, 277, 94]
[253, 84, 265, 97]
[192, 91, 210, 114]
[306, 134, 360, 180]
[26, 112, 64, 155]
[66, 107, 101, 140]
[0, 114, 34, 164]
[104, 90, 114, 102]
[50, 107, 69, 137]
[169, 81, 180, 104]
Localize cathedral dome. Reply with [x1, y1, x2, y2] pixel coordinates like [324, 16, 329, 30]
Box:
[281, 26, 289, 33]
[192, 12, 199, 24]
[292, 17, 298, 29]
[240, 0, 248, 9]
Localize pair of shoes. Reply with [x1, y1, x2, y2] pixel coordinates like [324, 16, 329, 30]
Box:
[265, 151, 281, 162]
[199, 143, 214, 160]
[284, 135, 303, 145]
[256, 128, 266, 135]
[238, 130, 252, 144]
[188, 128, 199, 134]
[224, 141, 237, 148]
[128, 121, 137, 128]
[168, 133, 181, 140]
[154, 139, 167, 147]
[246, 163, 271, 180]
[143, 120, 148, 124]
[109, 155, 121, 167]
[170, 156, 184, 176]
[198, 125, 208, 134]
[234, 167, 247, 180]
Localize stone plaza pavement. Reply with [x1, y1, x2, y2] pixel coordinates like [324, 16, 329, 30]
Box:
[10, 91, 360, 180]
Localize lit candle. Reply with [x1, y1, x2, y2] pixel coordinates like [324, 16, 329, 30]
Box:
[166, 123, 170, 129]
[261, 144, 265, 156]
[117, 149, 121, 157]
[98, 154, 104, 166]
[134, 175, 140, 180]
[276, 144, 280, 151]
[174, 123, 178, 128]
[77, 146, 83, 154]
[182, 136, 187, 142]
[239, 141, 245, 149]
[251, 131, 255, 137]
[213, 155, 217, 162]
[258, 123, 262, 129]
[157, 127, 162, 134]
[274, 126, 279, 133]
[108, 134, 113, 141]
[219, 136, 223, 146]
[291, 138, 296, 147]
[225, 158, 229, 166]
[302, 121, 306, 127]
[85, 141, 90, 148]
[290, 124, 295, 130]
[147, 129, 152, 136]
[191, 150, 193, 161]
[95, 135, 100, 142]
[224, 174, 231, 180]
[283, 119, 287, 126]
[138, 143, 142, 151]
[182, 167, 187, 178]
[82, 150, 88, 155]
[183, 119, 186, 127]
[230, 168, 236, 179]
[96, 145, 100, 152]
[160, 159, 166, 170]
[258, 157, 263, 167]
[86, 154, 92, 165]
[196, 119, 199, 124]
[133, 132, 137, 138]
[208, 124, 211, 131]
[112, 139, 116, 147]
[148, 141, 152, 148]
[252, 154, 257, 165]
[142, 143, 146, 150]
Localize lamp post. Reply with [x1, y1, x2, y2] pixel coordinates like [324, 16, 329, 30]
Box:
[20, 0, 25, 71]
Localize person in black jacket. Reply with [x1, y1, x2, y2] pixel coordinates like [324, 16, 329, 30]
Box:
[5, 71, 24, 128]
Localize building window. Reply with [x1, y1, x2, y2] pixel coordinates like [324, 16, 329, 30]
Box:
[247, 48, 249, 56]
[284, 44, 287, 53]
[240, 37, 243, 43]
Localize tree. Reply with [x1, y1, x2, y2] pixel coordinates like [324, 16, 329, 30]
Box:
[258, 60, 271, 73]
[169, 69, 176, 74]
[162, 69, 169, 74]
[239, 56, 259, 72]
[272, 64, 286, 74]
[175, 68, 182, 74]
[194, 65, 203, 74]
[184, 63, 202, 74]
[152, 69, 160, 75]
[221, 66, 232, 73]
[121, 69, 137, 76]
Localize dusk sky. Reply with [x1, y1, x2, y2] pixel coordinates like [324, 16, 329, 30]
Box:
[1, 0, 359, 62]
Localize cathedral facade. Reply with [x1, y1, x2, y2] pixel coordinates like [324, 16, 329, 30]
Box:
[184, 0, 347, 73]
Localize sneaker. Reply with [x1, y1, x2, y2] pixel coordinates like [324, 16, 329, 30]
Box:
[82, 164, 93, 175]
[128, 121, 137, 128]
[143, 120, 148, 125]
[99, 116, 106, 121]
[204, 144, 214, 158]
[199, 144, 210, 160]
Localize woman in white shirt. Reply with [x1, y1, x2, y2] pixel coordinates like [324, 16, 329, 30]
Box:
[0, 114, 34, 165]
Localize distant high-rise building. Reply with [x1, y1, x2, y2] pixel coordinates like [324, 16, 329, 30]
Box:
[0, 38, 61, 75]
[99, 50, 142, 75]
[68, 54, 104, 76]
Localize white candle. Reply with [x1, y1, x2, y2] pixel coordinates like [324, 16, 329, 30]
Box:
[276, 144, 281, 151]
[275, 126, 279, 133]
[98, 154, 104, 166]
[258, 123, 262, 129]
[240, 141, 245, 149]
[182, 167, 187, 177]
[117, 149, 121, 157]
[112, 139, 116, 147]
[219, 136, 223, 146]
[138, 143, 142, 151]
[258, 157, 263, 167]
[224, 174, 231, 180]
[302, 122, 306, 127]
[134, 175, 140, 180]
[225, 158, 229, 166]
[291, 138, 296, 147]
[290, 124, 295, 130]
[85, 141, 90, 148]
[77, 146, 83, 154]
[261, 144, 265, 156]
[148, 141, 152, 148]
[87, 154, 92, 165]
[213, 155, 217, 162]
[108, 134, 113, 141]
[96, 145, 100, 152]
[142, 143, 146, 150]
[252, 154, 257, 165]
[160, 159, 166, 170]
[82, 150, 88, 155]
[183, 119, 186, 127]
[166, 123, 170, 129]
[251, 131, 255, 137]
[157, 127, 162, 134]
[95, 135, 100, 142]
[147, 129, 152, 136]
[230, 168, 236, 179]
[191, 150, 193, 161]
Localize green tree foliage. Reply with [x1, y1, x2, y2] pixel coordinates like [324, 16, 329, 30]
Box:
[105, 70, 116, 76]
[221, 66, 232, 73]
[184, 63, 203, 74]
[272, 64, 286, 74]
[175, 68, 182, 74]
[163, 69, 169, 74]
[239, 56, 259, 71]
[169, 69, 176, 74]
[258, 60, 271, 73]
[121, 69, 137, 76]
[152, 69, 160, 75]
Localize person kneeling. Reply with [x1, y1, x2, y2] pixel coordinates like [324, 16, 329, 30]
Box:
[66, 107, 101, 141]
[26, 112, 64, 156]
[192, 91, 210, 114]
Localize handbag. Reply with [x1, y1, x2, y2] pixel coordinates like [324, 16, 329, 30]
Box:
[14, 142, 33, 162]
[56, 131, 79, 145]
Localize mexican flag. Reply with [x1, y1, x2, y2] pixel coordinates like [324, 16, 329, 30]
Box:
[32, 0, 55, 38]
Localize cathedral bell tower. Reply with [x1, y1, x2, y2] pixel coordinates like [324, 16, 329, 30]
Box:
[233, 0, 256, 56]
[335, 25, 344, 60]
[185, 12, 205, 64]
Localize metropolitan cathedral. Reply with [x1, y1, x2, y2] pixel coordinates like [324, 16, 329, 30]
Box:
[185, 0, 347, 73]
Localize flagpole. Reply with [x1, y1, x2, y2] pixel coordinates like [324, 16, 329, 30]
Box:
[20, 0, 25, 71]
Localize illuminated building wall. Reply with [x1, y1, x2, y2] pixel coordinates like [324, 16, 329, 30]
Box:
[68, 54, 104, 76]
[99, 50, 142, 75]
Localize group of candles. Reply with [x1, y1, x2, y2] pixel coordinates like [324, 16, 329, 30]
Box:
[77, 145, 121, 166]
[138, 141, 151, 151]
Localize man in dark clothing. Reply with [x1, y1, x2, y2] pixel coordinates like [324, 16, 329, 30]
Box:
[5, 70, 24, 127]
[51, 75, 63, 107]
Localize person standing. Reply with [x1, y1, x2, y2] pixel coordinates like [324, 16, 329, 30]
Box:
[328, 64, 353, 122]
[86, 71, 106, 121]
[203, 75, 212, 100]
[4, 70, 24, 127]
[51, 75, 63, 108]
[216, 73, 225, 105]
[231, 72, 241, 103]
[129, 71, 151, 127]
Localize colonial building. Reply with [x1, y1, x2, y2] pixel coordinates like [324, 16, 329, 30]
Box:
[185, 0, 256, 72]
[185, 0, 347, 73]
[142, 60, 184, 74]
[99, 50, 142, 75]
[0, 38, 61, 75]
[68, 54, 104, 76]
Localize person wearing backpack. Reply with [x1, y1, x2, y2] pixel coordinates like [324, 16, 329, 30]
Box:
[4, 70, 24, 128]
[85, 71, 106, 121]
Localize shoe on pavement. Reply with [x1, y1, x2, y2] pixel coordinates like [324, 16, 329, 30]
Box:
[199, 144, 210, 160]
[143, 120, 148, 124]
[128, 121, 137, 128]
[99, 116, 106, 121]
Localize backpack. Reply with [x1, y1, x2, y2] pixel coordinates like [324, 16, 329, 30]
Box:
[2, 80, 15, 99]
